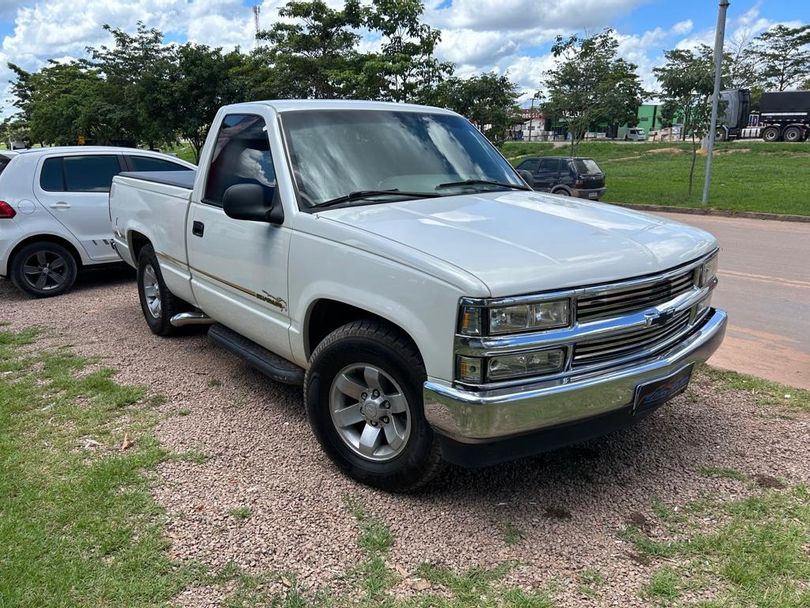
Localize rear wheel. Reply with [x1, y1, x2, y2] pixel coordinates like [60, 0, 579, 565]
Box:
[782, 126, 803, 143]
[304, 320, 444, 492]
[10, 241, 77, 298]
[761, 126, 781, 142]
[137, 244, 186, 336]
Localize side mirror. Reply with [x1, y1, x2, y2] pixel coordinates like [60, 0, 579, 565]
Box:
[222, 183, 284, 224]
[518, 170, 535, 189]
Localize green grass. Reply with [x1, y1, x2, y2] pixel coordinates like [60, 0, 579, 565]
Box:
[577, 568, 605, 599]
[699, 366, 810, 412]
[503, 141, 810, 215]
[0, 329, 201, 607]
[165, 142, 197, 164]
[700, 466, 748, 482]
[502, 521, 524, 546]
[625, 486, 810, 607]
[229, 506, 253, 522]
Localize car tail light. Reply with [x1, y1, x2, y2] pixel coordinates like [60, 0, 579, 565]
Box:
[0, 201, 15, 219]
[575, 179, 584, 188]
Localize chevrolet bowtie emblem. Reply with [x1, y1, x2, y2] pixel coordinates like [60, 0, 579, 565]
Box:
[645, 307, 675, 327]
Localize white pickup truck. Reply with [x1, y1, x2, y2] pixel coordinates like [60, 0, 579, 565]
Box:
[110, 100, 727, 491]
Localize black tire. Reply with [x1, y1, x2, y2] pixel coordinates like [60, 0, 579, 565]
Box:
[10, 241, 78, 298]
[783, 126, 802, 143]
[552, 188, 570, 196]
[304, 320, 444, 492]
[136, 244, 186, 336]
[761, 126, 781, 142]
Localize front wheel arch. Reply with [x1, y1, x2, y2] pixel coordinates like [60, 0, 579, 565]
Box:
[304, 298, 423, 364]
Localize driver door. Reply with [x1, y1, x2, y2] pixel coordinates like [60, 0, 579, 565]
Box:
[186, 113, 293, 359]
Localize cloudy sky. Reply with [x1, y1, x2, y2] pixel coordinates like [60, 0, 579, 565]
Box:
[0, 0, 807, 113]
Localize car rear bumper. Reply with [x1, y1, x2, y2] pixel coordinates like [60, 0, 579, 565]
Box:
[423, 308, 727, 445]
[572, 187, 606, 200]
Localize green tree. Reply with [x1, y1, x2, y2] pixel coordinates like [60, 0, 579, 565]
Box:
[653, 45, 717, 198]
[256, 0, 364, 99]
[543, 29, 645, 155]
[745, 24, 810, 92]
[426, 73, 521, 142]
[8, 60, 110, 146]
[88, 22, 175, 147]
[160, 44, 252, 161]
[360, 0, 452, 102]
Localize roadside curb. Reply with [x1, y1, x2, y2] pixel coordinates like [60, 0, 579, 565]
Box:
[611, 203, 810, 223]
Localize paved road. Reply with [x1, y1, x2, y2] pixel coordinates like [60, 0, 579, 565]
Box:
[657, 212, 810, 389]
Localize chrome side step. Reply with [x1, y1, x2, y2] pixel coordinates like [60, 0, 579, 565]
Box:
[170, 311, 215, 327]
[208, 323, 305, 385]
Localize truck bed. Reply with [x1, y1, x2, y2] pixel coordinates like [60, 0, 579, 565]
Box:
[118, 170, 196, 189]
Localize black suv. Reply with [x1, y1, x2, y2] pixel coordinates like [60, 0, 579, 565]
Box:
[515, 156, 606, 200]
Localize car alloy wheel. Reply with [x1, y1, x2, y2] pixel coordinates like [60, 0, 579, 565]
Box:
[141, 263, 163, 319]
[21, 250, 69, 292]
[328, 362, 411, 462]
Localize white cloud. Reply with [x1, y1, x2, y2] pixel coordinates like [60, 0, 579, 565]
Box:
[671, 19, 693, 36]
[428, 0, 644, 33]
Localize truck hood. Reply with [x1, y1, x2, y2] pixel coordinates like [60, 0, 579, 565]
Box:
[320, 191, 718, 297]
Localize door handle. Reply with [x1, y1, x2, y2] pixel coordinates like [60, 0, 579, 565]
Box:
[50, 201, 70, 209]
[192, 221, 205, 237]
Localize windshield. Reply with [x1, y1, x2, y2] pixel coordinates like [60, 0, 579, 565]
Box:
[573, 159, 602, 175]
[280, 110, 525, 207]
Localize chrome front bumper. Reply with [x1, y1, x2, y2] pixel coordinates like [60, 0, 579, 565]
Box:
[424, 308, 727, 443]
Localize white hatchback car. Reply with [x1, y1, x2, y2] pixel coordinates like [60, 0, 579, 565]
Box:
[0, 147, 195, 297]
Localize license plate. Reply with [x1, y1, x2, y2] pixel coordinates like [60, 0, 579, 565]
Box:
[588, 192, 599, 199]
[633, 365, 693, 414]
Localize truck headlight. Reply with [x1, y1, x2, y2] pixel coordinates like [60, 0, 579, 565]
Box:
[456, 348, 566, 384]
[699, 253, 719, 287]
[489, 300, 570, 335]
[487, 348, 566, 380]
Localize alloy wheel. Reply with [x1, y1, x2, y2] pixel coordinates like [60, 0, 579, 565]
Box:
[329, 363, 411, 462]
[142, 264, 162, 318]
[21, 251, 69, 292]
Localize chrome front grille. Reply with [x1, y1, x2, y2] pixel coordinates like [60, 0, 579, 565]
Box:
[572, 309, 692, 368]
[576, 267, 696, 322]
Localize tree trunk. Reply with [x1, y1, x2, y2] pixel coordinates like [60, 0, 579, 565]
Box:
[688, 134, 698, 198]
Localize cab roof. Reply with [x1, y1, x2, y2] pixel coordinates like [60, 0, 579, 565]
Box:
[222, 99, 457, 115]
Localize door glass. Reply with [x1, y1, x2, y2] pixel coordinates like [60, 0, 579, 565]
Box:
[204, 114, 276, 207]
[63, 156, 121, 192]
[127, 155, 193, 172]
[40, 157, 65, 191]
[537, 158, 558, 172]
[518, 159, 539, 172]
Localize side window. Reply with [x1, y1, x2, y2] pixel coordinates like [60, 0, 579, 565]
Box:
[127, 155, 193, 172]
[203, 114, 276, 207]
[40, 157, 65, 191]
[518, 159, 539, 172]
[63, 156, 122, 192]
[537, 158, 558, 173]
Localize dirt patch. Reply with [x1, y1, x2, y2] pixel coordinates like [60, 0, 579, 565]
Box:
[645, 147, 685, 155]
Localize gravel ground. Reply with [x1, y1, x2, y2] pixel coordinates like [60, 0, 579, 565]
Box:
[2, 271, 809, 607]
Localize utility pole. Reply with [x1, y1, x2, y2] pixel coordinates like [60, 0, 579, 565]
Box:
[528, 95, 536, 142]
[702, 0, 730, 205]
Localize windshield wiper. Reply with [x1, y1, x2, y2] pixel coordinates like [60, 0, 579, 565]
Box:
[316, 189, 440, 208]
[435, 179, 530, 192]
